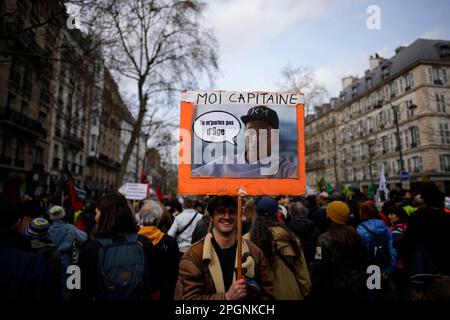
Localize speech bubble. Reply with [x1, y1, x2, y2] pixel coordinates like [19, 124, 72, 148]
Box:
[193, 111, 241, 145]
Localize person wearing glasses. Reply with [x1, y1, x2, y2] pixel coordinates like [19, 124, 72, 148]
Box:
[175, 196, 274, 300]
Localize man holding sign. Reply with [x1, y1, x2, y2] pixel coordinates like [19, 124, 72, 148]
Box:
[191, 106, 298, 178]
[175, 196, 273, 300]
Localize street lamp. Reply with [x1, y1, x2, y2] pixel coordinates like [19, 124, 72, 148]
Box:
[375, 100, 417, 173]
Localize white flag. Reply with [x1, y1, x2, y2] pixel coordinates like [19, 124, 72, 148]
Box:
[378, 165, 389, 195]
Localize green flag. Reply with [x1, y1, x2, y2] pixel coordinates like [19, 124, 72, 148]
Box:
[367, 183, 375, 198]
[325, 182, 333, 194]
[342, 185, 350, 198]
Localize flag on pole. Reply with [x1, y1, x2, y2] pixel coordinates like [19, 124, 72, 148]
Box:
[68, 177, 84, 211]
[378, 165, 389, 195]
[325, 181, 333, 194]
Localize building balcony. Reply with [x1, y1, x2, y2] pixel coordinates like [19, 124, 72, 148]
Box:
[52, 158, 60, 170]
[306, 142, 320, 154]
[306, 159, 326, 171]
[65, 133, 84, 150]
[89, 153, 120, 171]
[14, 159, 24, 167]
[0, 107, 47, 137]
[33, 162, 45, 171]
[0, 155, 12, 166]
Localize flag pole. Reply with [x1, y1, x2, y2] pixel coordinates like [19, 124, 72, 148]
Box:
[236, 187, 247, 280]
[236, 195, 243, 280]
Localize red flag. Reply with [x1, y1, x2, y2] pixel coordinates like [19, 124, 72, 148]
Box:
[155, 186, 164, 202]
[140, 169, 148, 184]
[68, 177, 84, 211]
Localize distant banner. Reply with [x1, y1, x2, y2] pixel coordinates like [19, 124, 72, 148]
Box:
[119, 183, 149, 200]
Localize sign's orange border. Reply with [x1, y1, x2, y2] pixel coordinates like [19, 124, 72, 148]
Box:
[178, 100, 306, 196]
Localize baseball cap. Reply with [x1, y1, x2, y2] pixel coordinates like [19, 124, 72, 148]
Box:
[256, 197, 279, 216]
[241, 106, 279, 129]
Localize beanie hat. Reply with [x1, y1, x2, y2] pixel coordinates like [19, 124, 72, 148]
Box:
[24, 217, 50, 239]
[48, 205, 66, 221]
[326, 201, 350, 225]
[256, 197, 278, 216]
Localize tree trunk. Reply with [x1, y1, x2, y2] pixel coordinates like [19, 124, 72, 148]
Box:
[114, 81, 147, 189]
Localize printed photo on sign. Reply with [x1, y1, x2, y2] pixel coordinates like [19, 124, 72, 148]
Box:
[190, 105, 298, 178]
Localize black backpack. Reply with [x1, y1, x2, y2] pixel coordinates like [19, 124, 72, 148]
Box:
[95, 234, 147, 300]
[360, 224, 391, 270]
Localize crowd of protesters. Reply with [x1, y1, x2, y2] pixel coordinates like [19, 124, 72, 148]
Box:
[1, 181, 450, 301]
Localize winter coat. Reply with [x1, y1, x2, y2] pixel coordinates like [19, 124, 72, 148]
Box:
[0, 229, 58, 300]
[244, 226, 311, 300]
[357, 219, 397, 274]
[73, 233, 160, 300]
[175, 233, 274, 300]
[287, 216, 320, 264]
[48, 220, 87, 252]
[139, 226, 180, 300]
[399, 206, 450, 276]
[310, 230, 368, 300]
[390, 223, 407, 269]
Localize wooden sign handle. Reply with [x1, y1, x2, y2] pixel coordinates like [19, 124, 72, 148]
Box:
[236, 195, 243, 280]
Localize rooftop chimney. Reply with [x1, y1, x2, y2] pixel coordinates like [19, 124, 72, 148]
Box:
[341, 75, 356, 89]
[395, 46, 405, 55]
[369, 53, 383, 70]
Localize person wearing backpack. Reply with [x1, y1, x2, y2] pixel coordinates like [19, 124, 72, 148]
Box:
[48, 205, 87, 299]
[0, 195, 57, 300]
[168, 197, 203, 254]
[75, 193, 160, 300]
[386, 205, 411, 300]
[138, 200, 180, 300]
[357, 201, 397, 300]
[23, 217, 62, 299]
[399, 182, 450, 300]
[310, 201, 368, 301]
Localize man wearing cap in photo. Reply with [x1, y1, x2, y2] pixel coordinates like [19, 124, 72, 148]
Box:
[192, 105, 298, 178]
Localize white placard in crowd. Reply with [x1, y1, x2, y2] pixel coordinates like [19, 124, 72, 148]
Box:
[119, 183, 148, 200]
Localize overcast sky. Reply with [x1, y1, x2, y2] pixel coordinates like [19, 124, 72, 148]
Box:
[203, 0, 450, 98]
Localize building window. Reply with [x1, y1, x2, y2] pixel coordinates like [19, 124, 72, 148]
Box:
[403, 73, 414, 91]
[436, 94, 446, 113]
[410, 156, 422, 173]
[35, 146, 44, 164]
[410, 126, 420, 147]
[7, 93, 17, 110]
[439, 123, 450, 144]
[20, 100, 28, 114]
[428, 66, 447, 85]
[91, 135, 97, 152]
[405, 100, 415, 119]
[15, 139, 25, 161]
[440, 154, 450, 172]
[9, 62, 22, 85]
[366, 76, 373, 88]
[382, 66, 390, 80]
[40, 79, 50, 105]
[38, 111, 47, 124]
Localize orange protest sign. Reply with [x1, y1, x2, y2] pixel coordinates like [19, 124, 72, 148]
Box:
[178, 91, 306, 196]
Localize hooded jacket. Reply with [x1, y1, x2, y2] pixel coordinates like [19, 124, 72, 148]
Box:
[175, 233, 274, 300]
[48, 220, 87, 252]
[0, 229, 58, 300]
[255, 226, 312, 300]
[357, 219, 397, 274]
